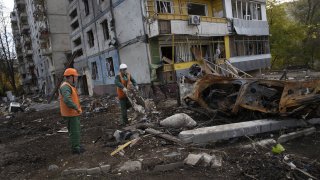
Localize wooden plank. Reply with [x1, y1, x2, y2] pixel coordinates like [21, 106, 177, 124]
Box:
[145, 128, 184, 145]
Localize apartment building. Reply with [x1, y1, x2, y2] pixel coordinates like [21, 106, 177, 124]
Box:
[11, 0, 71, 95]
[11, 1, 37, 94]
[68, 0, 270, 96]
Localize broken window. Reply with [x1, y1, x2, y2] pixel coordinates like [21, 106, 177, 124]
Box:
[106, 57, 115, 77]
[161, 46, 173, 64]
[187, 3, 207, 16]
[101, 19, 110, 40]
[71, 20, 79, 30]
[232, 0, 262, 20]
[73, 37, 81, 47]
[87, 30, 94, 48]
[83, 0, 90, 16]
[233, 36, 269, 57]
[156, 0, 173, 14]
[91, 62, 98, 80]
[69, 9, 77, 20]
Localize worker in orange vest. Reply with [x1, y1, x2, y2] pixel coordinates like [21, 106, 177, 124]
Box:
[115, 63, 138, 125]
[59, 68, 84, 154]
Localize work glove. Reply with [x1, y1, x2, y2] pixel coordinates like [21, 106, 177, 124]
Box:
[122, 88, 128, 94]
[135, 85, 139, 90]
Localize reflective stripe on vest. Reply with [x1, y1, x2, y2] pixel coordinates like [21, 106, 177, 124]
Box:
[59, 82, 82, 117]
[117, 73, 132, 99]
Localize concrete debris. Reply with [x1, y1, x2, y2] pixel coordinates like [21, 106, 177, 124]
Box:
[100, 165, 111, 174]
[87, 167, 101, 175]
[9, 102, 23, 113]
[48, 164, 59, 171]
[242, 139, 276, 149]
[184, 153, 222, 168]
[118, 160, 142, 172]
[277, 127, 316, 143]
[179, 119, 307, 144]
[184, 153, 203, 166]
[160, 113, 197, 129]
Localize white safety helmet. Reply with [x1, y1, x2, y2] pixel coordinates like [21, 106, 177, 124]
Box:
[119, 63, 127, 70]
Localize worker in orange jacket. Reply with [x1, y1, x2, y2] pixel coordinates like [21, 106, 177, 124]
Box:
[59, 68, 84, 154]
[115, 64, 138, 125]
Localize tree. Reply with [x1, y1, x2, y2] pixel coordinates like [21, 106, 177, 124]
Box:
[0, 1, 18, 94]
[289, 0, 320, 69]
[267, 0, 306, 69]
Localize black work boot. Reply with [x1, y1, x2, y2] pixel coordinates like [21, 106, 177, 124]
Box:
[72, 146, 86, 155]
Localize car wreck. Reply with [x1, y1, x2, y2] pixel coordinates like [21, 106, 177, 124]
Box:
[183, 74, 320, 118]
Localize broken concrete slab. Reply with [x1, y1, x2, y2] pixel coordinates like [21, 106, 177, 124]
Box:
[160, 113, 197, 128]
[153, 162, 184, 172]
[87, 167, 101, 175]
[100, 165, 111, 174]
[184, 153, 203, 166]
[308, 118, 320, 125]
[179, 119, 307, 144]
[118, 160, 142, 172]
[278, 127, 316, 143]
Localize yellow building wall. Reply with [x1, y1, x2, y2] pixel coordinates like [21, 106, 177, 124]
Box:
[147, 0, 225, 21]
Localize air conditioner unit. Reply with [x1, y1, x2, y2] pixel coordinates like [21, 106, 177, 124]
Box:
[188, 15, 201, 25]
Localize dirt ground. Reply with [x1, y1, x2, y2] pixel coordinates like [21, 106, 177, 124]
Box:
[0, 98, 319, 180]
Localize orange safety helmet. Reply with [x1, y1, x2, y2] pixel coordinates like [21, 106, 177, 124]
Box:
[64, 68, 79, 76]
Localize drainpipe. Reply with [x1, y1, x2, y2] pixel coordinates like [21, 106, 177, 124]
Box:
[109, 0, 121, 64]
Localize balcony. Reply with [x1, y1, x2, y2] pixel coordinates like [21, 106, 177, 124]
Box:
[19, 12, 27, 21]
[16, 0, 26, 7]
[39, 28, 49, 39]
[21, 24, 29, 33]
[148, 16, 229, 37]
[24, 36, 31, 44]
[41, 48, 52, 56]
[12, 29, 19, 35]
[24, 49, 33, 57]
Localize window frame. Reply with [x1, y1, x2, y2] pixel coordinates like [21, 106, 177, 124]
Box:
[83, 0, 90, 16]
[232, 0, 262, 21]
[91, 61, 98, 80]
[106, 57, 115, 77]
[187, 2, 208, 16]
[155, 0, 174, 14]
[101, 19, 110, 40]
[87, 30, 95, 48]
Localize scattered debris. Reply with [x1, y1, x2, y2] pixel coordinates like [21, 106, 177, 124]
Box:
[183, 74, 320, 117]
[160, 113, 197, 129]
[277, 127, 316, 143]
[184, 153, 222, 168]
[118, 160, 142, 172]
[153, 162, 184, 172]
[145, 128, 184, 145]
[48, 164, 59, 171]
[242, 139, 276, 149]
[9, 102, 23, 113]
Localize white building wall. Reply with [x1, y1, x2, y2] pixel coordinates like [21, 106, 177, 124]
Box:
[114, 0, 151, 84]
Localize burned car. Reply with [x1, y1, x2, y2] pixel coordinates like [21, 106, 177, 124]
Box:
[183, 74, 320, 118]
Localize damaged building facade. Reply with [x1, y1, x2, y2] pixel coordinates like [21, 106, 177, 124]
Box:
[68, 0, 270, 96]
[11, 0, 71, 94]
